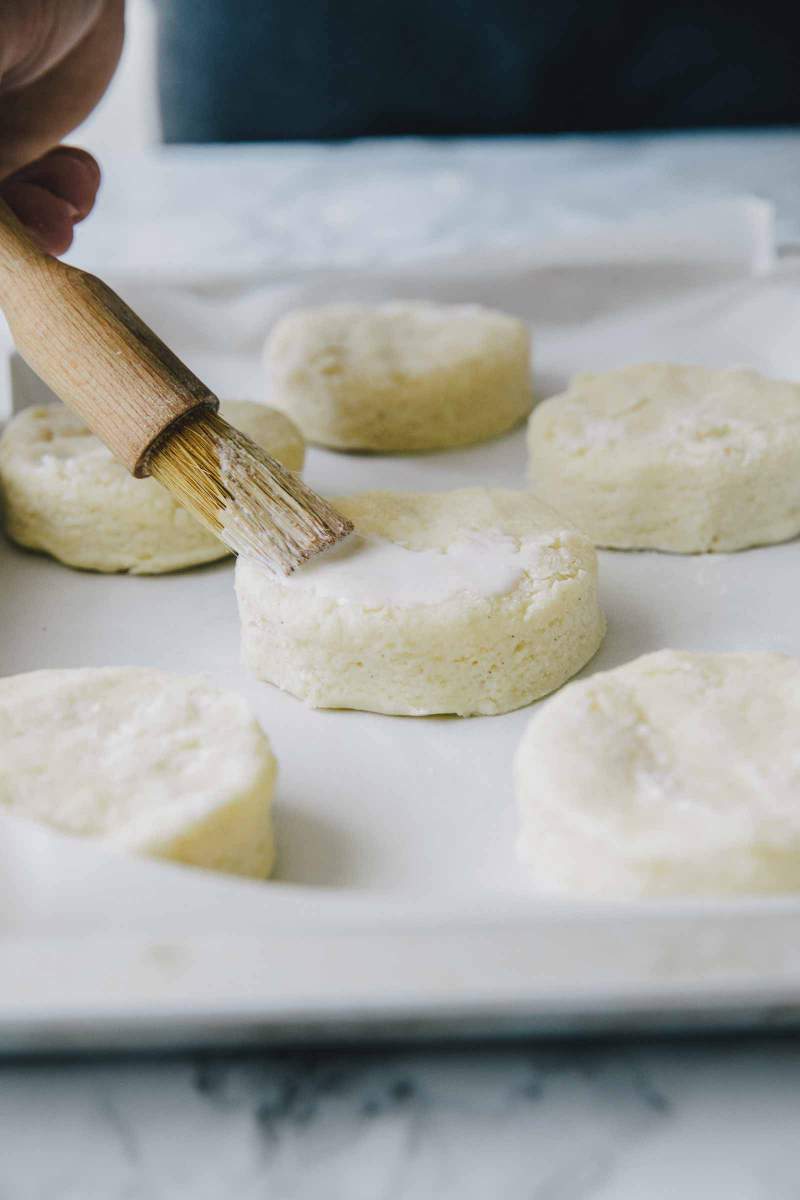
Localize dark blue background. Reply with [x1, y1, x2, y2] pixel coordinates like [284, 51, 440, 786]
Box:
[157, 0, 800, 141]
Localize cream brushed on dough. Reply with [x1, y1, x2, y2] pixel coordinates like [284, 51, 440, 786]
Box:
[236, 488, 605, 716]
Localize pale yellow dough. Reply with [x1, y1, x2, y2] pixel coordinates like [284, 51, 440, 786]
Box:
[264, 301, 533, 451]
[527, 363, 800, 552]
[0, 668, 276, 878]
[516, 650, 800, 898]
[0, 400, 305, 573]
[236, 488, 605, 716]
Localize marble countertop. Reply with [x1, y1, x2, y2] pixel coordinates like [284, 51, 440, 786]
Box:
[5, 130, 800, 1196]
[68, 128, 800, 280]
[3, 1036, 800, 1197]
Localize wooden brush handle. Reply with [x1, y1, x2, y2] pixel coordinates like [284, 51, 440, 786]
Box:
[0, 199, 217, 476]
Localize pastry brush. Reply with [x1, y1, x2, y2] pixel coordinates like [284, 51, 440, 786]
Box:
[0, 199, 352, 574]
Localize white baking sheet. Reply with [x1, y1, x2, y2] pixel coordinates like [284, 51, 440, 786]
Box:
[2, 198, 800, 1050]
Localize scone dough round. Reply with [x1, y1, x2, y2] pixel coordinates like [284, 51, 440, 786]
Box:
[264, 301, 533, 451]
[236, 488, 605, 716]
[516, 650, 800, 898]
[0, 667, 276, 878]
[527, 364, 800, 552]
[0, 400, 305, 573]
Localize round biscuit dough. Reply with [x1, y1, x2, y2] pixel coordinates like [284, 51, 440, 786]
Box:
[527, 364, 800, 552]
[264, 301, 533, 451]
[0, 400, 305, 573]
[516, 650, 800, 898]
[235, 488, 605, 716]
[0, 667, 276, 878]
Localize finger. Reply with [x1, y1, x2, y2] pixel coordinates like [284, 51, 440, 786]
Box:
[0, 177, 79, 256]
[8, 146, 101, 222]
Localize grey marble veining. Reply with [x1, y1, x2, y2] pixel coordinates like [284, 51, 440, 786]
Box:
[3, 1039, 800, 1198]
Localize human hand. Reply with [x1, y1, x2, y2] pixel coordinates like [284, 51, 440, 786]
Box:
[0, 1, 124, 254]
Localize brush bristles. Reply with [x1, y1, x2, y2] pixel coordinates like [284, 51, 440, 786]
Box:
[149, 409, 353, 574]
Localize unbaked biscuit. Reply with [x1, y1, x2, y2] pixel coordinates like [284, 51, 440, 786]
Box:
[516, 650, 800, 898]
[527, 364, 800, 553]
[0, 400, 305, 573]
[0, 667, 276, 878]
[264, 301, 533, 451]
[236, 488, 604, 716]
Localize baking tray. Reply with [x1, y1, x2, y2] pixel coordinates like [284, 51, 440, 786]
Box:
[1, 210, 800, 1052]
